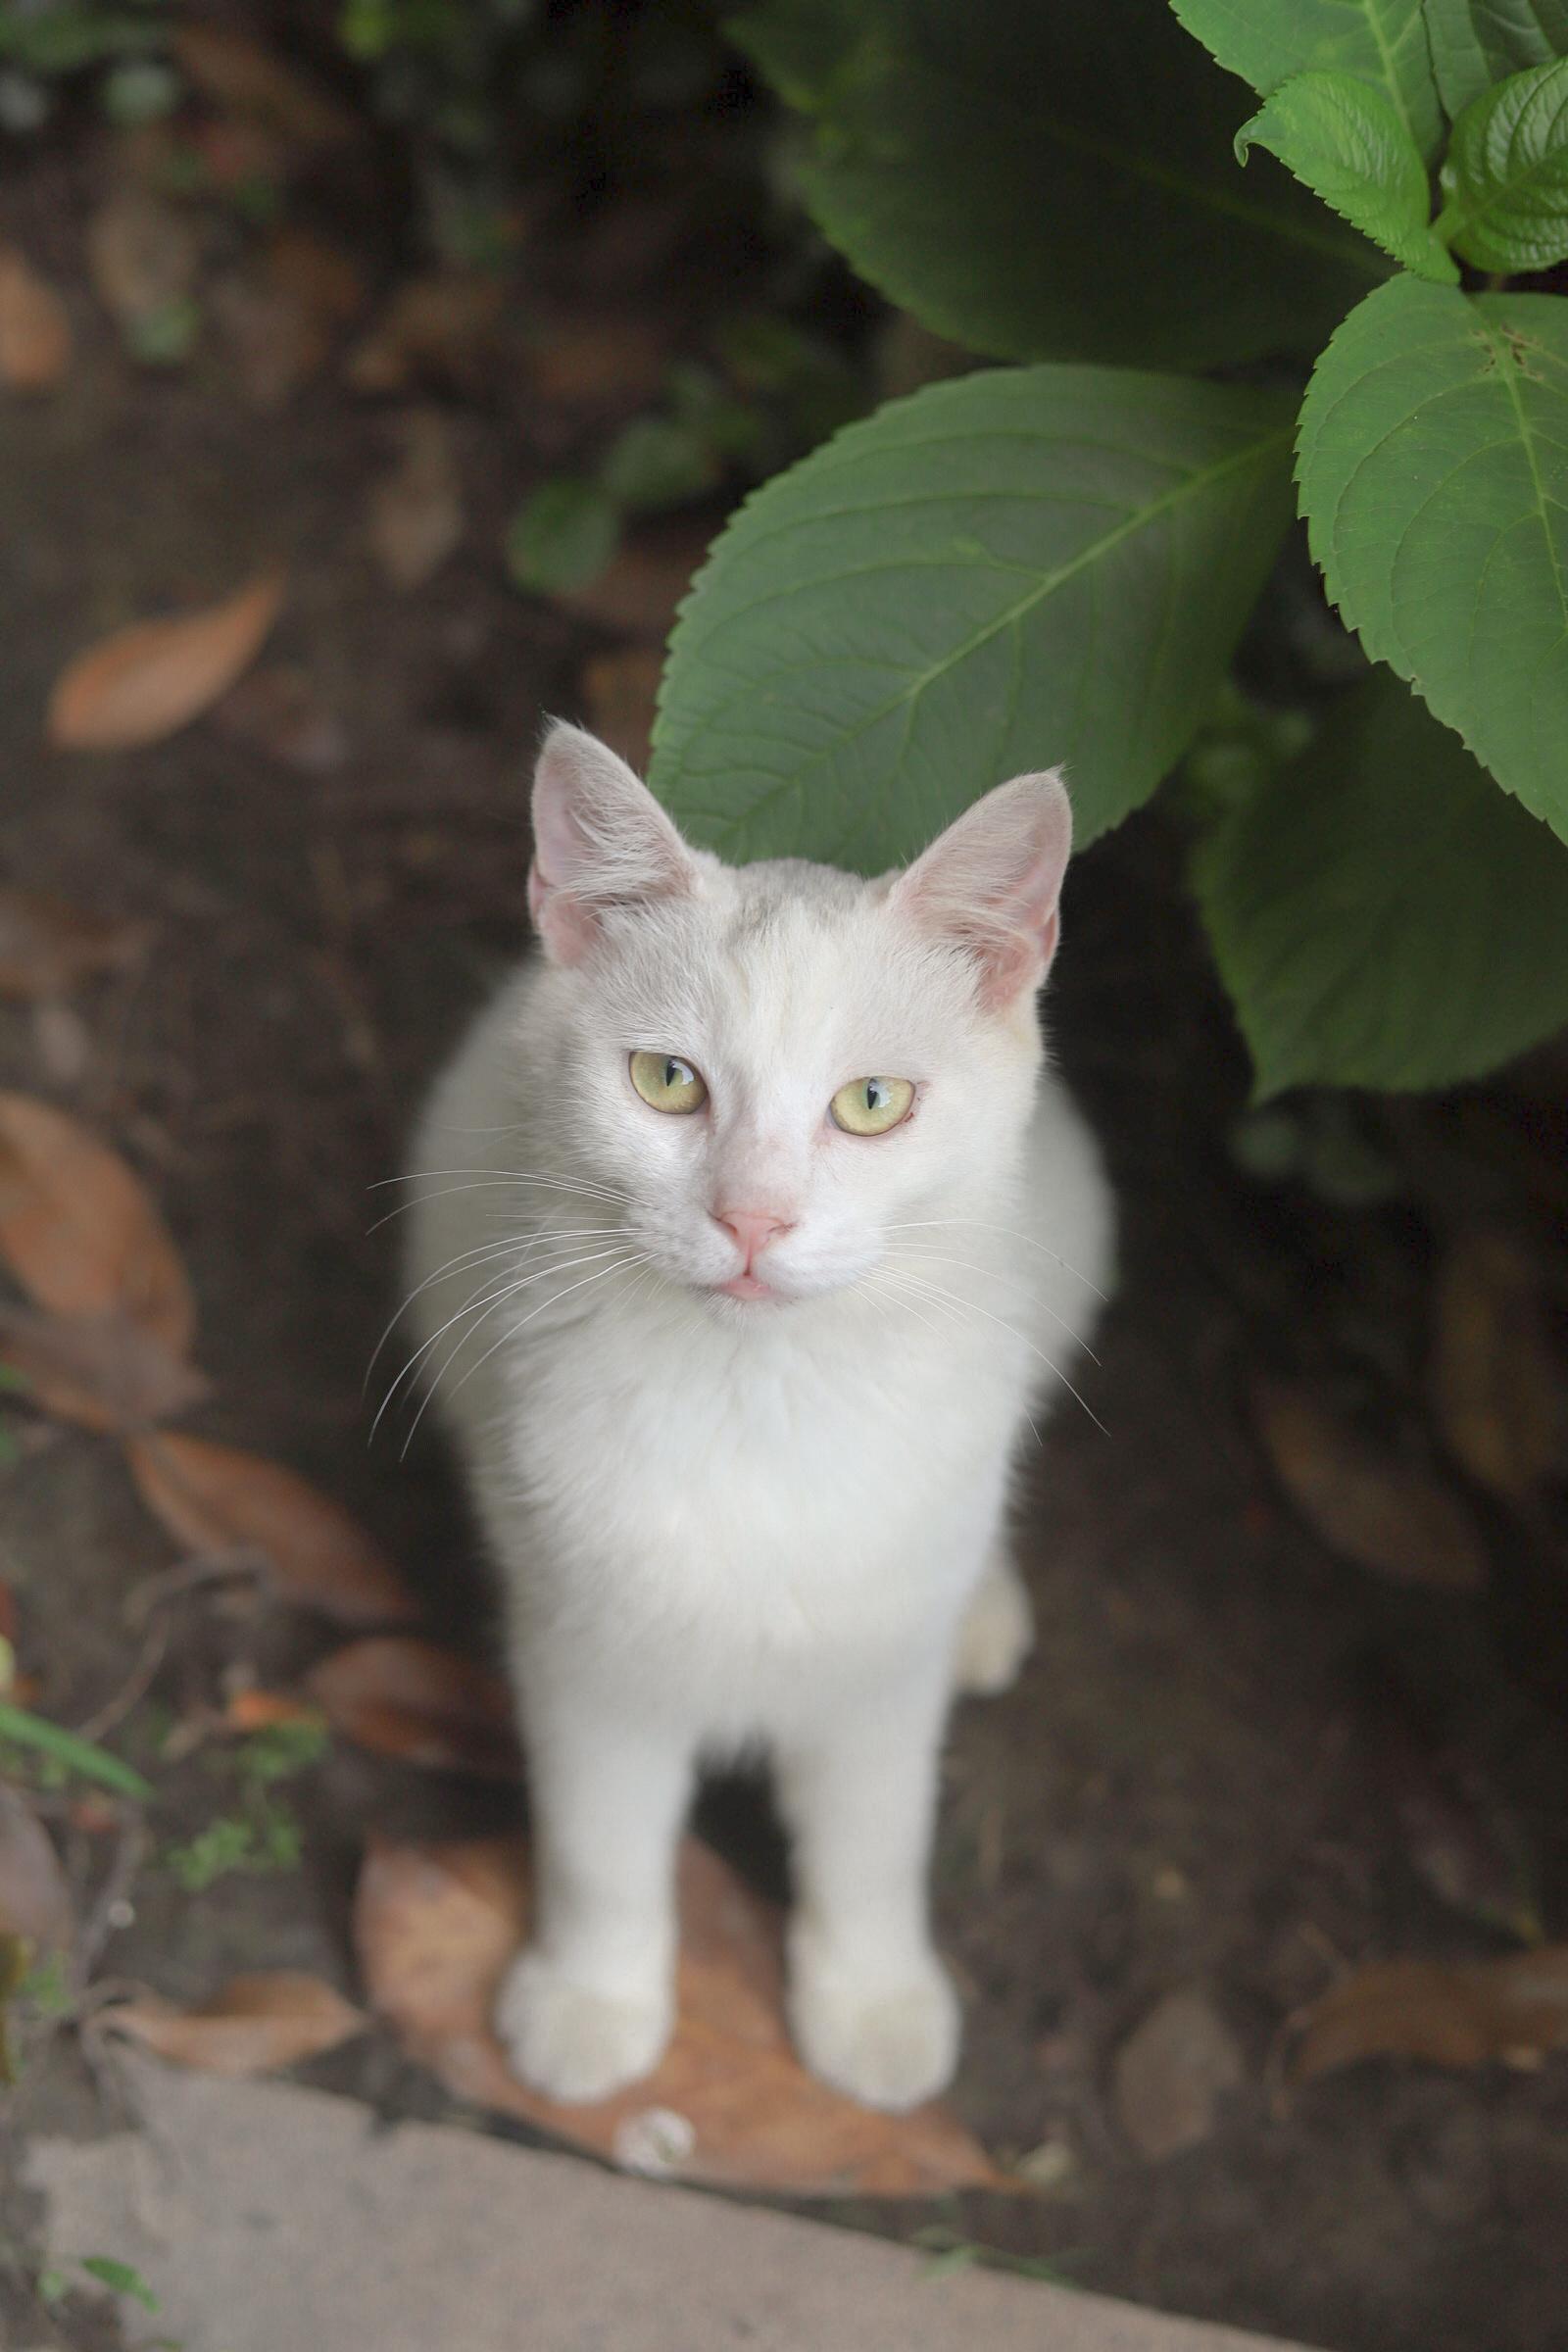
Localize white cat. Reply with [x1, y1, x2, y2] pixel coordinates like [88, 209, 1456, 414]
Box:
[400, 723, 1113, 2113]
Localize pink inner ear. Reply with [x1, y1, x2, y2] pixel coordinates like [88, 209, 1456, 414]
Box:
[527, 722, 702, 967]
[896, 771, 1072, 1009]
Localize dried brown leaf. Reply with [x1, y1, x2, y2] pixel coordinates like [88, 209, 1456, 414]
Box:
[0, 1095, 195, 1352]
[0, 246, 72, 392]
[0, 1302, 209, 1433]
[172, 25, 360, 149]
[86, 186, 198, 327]
[1112, 1987, 1244, 2160]
[211, 271, 329, 412]
[1252, 1378, 1486, 1591]
[1292, 1946, 1568, 2080]
[355, 1836, 1003, 2196]
[1430, 1231, 1567, 1503]
[103, 1970, 366, 2076]
[267, 229, 366, 327]
[0, 1788, 72, 1953]
[48, 572, 285, 752]
[345, 273, 505, 396]
[368, 410, 465, 591]
[125, 1433, 418, 1629]
[0, 891, 147, 1000]
[308, 1638, 515, 1775]
[527, 311, 672, 412]
[580, 646, 662, 772]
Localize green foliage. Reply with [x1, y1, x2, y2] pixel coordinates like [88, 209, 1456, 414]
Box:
[78, 2255, 160, 2313]
[1194, 678, 1568, 1093]
[1438, 57, 1568, 268]
[1172, 0, 1446, 160]
[1235, 73, 1458, 279]
[162, 1720, 323, 1891]
[655, 0, 1568, 1096]
[1426, 0, 1568, 117]
[0, 1700, 152, 1801]
[1298, 275, 1568, 846]
[506, 479, 620, 595]
[652, 368, 1296, 865]
[731, 0, 1382, 370]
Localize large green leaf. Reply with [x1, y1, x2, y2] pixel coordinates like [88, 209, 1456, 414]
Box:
[1173, 0, 1445, 161]
[1424, 0, 1568, 121]
[1194, 674, 1568, 1094]
[650, 369, 1297, 869]
[731, 0, 1384, 371]
[1297, 275, 1568, 845]
[1236, 71, 1458, 277]
[1437, 57, 1568, 269]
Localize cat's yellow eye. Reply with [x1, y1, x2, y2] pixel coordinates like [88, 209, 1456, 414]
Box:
[629, 1050, 708, 1114]
[829, 1076, 915, 1137]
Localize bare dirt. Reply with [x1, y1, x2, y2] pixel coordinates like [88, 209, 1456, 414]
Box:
[3, 124, 1567, 2352]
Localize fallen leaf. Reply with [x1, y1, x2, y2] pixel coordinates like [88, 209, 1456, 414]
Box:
[0, 1095, 195, 1352]
[0, 891, 147, 999]
[1361, 1660, 1542, 1943]
[1252, 1378, 1486, 1592]
[211, 664, 347, 772]
[580, 646, 662, 771]
[307, 1638, 514, 1773]
[1112, 1987, 1244, 2160]
[221, 1688, 324, 1734]
[355, 1836, 1003, 2195]
[527, 310, 672, 412]
[266, 229, 366, 329]
[0, 1788, 72, 1952]
[48, 572, 285, 752]
[211, 270, 329, 412]
[345, 273, 505, 396]
[557, 516, 712, 640]
[86, 185, 198, 330]
[368, 409, 465, 591]
[0, 246, 72, 392]
[30, 1001, 91, 1089]
[125, 1433, 418, 1629]
[0, 1302, 210, 1433]
[172, 24, 360, 150]
[101, 1971, 366, 2075]
[1430, 1232, 1567, 1504]
[1291, 1946, 1568, 2080]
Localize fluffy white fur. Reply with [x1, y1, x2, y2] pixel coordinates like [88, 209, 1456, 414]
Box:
[401, 724, 1114, 2112]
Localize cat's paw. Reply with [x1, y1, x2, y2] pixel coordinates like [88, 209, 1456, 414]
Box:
[954, 1560, 1034, 1695]
[495, 1949, 671, 2104]
[788, 1944, 960, 2112]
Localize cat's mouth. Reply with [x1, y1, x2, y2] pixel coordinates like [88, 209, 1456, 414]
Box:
[714, 1271, 780, 1304]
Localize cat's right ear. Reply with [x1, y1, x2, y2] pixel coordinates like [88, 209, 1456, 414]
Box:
[528, 723, 702, 965]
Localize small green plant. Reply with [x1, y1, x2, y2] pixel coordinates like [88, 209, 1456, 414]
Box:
[163, 1718, 325, 1892]
[649, 1, 1568, 1098]
[0, 1700, 153, 1799]
[508, 326, 861, 595]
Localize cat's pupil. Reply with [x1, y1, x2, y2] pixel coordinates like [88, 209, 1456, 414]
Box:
[866, 1079, 884, 1109]
[664, 1059, 680, 1088]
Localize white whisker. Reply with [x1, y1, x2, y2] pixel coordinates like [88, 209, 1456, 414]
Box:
[889, 1246, 1100, 1363]
[403, 1251, 649, 1457]
[883, 1217, 1108, 1300]
[890, 1267, 1108, 1438]
[370, 1244, 629, 1442]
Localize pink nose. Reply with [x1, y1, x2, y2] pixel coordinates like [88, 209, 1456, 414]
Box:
[713, 1207, 791, 1272]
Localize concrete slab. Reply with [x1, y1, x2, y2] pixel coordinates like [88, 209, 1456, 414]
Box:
[27, 2061, 1315, 2352]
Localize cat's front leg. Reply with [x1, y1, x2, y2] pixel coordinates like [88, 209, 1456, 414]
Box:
[774, 1661, 959, 2112]
[497, 1681, 695, 2103]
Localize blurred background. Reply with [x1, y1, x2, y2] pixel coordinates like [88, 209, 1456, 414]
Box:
[1, 7, 1566, 2350]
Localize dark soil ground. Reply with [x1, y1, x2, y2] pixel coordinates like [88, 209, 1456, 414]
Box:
[4, 96, 1568, 2352]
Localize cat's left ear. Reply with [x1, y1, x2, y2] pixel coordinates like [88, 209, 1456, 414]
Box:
[528, 722, 703, 965]
[890, 771, 1072, 1010]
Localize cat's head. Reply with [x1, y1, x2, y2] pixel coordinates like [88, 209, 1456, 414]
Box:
[525, 723, 1072, 1308]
